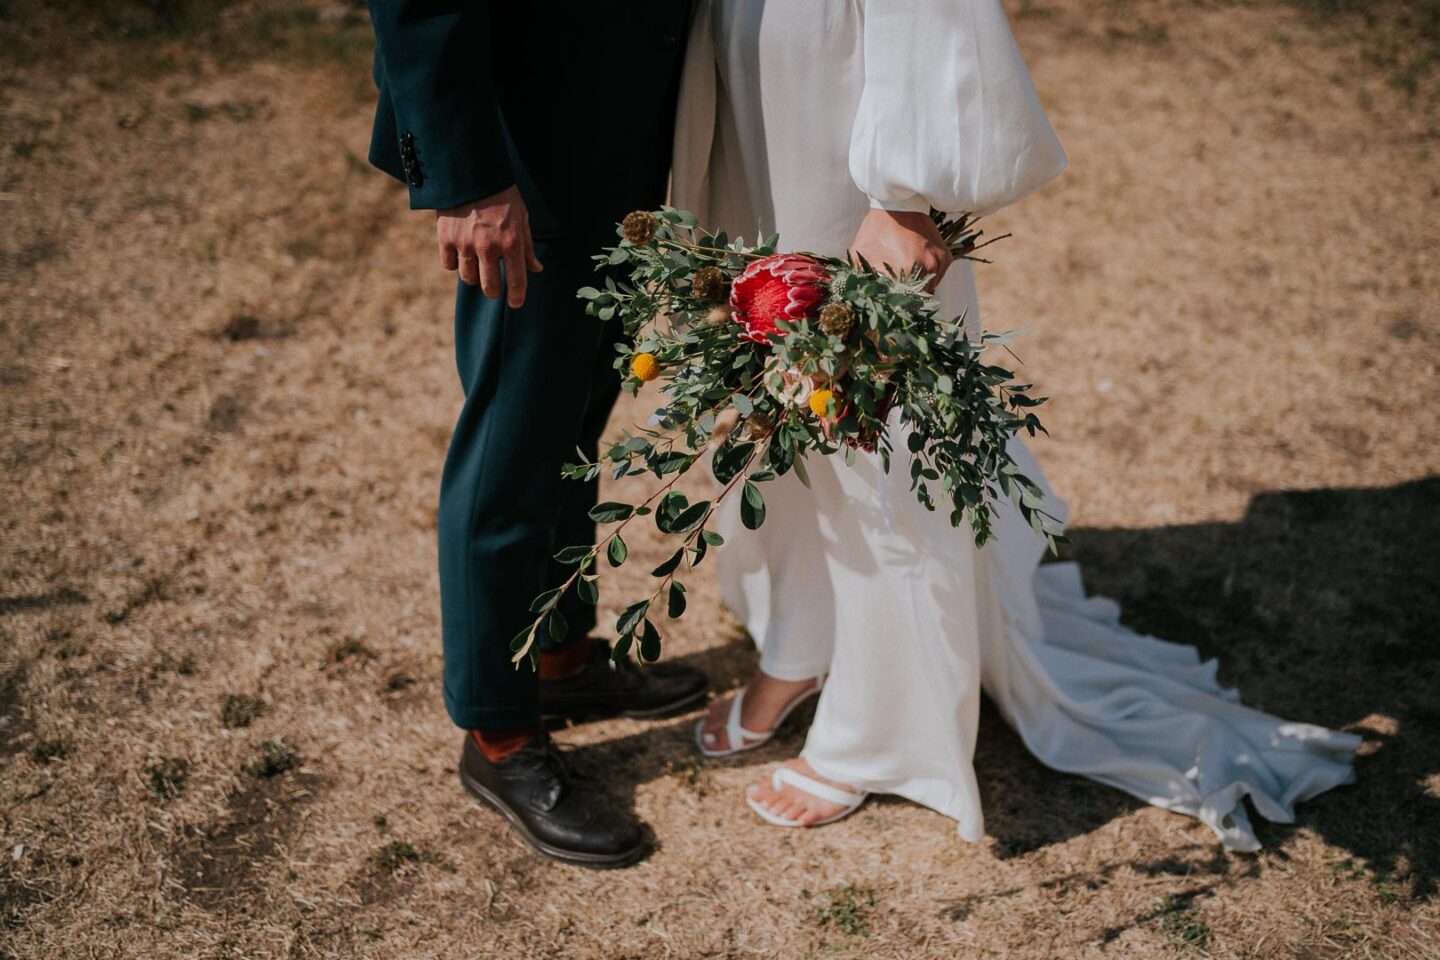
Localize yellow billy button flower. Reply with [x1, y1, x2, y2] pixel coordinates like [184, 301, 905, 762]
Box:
[809, 388, 836, 418]
[630, 352, 660, 383]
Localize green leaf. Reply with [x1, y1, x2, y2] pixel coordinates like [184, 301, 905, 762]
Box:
[617, 599, 650, 636]
[672, 500, 710, 532]
[611, 632, 633, 660]
[553, 545, 592, 565]
[651, 548, 684, 578]
[700, 529, 725, 547]
[589, 501, 634, 523]
[547, 609, 568, 644]
[732, 393, 754, 416]
[740, 480, 766, 530]
[576, 576, 599, 606]
[509, 624, 534, 652]
[607, 534, 628, 567]
[639, 619, 662, 662]
[667, 581, 687, 619]
[651, 451, 693, 475]
[791, 455, 812, 489]
[656, 490, 689, 532]
[712, 441, 755, 485]
[530, 587, 562, 613]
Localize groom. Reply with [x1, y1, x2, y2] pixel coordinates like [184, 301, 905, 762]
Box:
[367, 1, 705, 867]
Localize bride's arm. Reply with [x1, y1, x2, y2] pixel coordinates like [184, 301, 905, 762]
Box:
[848, 0, 1067, 218]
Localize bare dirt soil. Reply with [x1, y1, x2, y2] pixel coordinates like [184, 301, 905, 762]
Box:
[1, 1, 1436, 957]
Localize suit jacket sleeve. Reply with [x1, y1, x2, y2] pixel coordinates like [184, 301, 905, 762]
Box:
[369, 0, 513, 210]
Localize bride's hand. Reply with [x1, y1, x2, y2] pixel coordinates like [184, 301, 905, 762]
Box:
[848, 208, 953, 292]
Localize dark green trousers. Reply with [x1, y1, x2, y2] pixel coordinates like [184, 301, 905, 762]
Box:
[437, 235, 628, 731]
[413, 2, 691, 731]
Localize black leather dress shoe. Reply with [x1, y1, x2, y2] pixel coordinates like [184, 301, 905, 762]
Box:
[539, 639, 709, 721]
[458, 733, 645, 868]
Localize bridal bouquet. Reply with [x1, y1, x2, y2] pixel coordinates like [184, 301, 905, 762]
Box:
[513, 207, 1063, 666]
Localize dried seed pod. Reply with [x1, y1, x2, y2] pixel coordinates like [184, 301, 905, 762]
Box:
[621, 210, 658, 244]
[691, 266, 727, 302]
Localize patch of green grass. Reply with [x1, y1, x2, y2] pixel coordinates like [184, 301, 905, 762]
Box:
[245, 739, 298, 778]
[1154, 894, 1211, 949]
[145, 756, 189, 800]
[373, 840, 426, 873]
[220, 692, 264, 729]
[814, 882, 876, 937]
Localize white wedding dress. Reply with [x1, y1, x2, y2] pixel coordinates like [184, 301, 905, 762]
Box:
[671, 0, 1360, 850]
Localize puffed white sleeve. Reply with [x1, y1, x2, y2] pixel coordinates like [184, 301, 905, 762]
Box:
[849, 0, 1067, 216]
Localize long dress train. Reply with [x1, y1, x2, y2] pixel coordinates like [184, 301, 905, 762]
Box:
[671, 0, 1360, 851]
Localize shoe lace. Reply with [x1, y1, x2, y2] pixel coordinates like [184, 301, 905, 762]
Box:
[510, 736, 571, 794]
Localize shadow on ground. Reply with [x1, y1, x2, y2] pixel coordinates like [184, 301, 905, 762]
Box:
[569, 477, 1439, 895]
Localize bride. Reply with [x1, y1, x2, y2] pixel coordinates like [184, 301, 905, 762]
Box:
[671, 0, 1360, 851]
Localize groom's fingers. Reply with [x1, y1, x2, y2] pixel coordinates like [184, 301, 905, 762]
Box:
[478, 251, 502, 299]
[504, 239, 528, 309]
[525, 233, 543, 274]
[440, 242, 459, 272]
[458, 250, 480, 286]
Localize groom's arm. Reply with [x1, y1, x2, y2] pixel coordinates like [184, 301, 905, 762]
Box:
[369, 0, 541, 306]
[368, 0, 511, 209]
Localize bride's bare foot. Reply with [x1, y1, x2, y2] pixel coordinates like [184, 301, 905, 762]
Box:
[696, 672, 820, 753]
[746, 758, 859, 826]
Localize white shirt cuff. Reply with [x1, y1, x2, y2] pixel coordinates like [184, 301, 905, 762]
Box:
[868, 193, 933, 214]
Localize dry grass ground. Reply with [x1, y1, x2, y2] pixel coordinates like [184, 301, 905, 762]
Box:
[1, 1, 1437, 957]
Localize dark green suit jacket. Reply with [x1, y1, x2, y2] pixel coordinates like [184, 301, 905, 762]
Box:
[368, 1, 691, 236]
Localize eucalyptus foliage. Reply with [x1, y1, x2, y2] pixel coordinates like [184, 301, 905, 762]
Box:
[512, 208, 1062, 667]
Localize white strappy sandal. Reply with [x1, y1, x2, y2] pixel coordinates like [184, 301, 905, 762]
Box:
[746, 764, 869, 827]
[693, 676, 825, 759]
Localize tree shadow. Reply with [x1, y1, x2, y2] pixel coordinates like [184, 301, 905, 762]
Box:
[567, 477, 1437, 894]
[1060, 475, 1439, 898]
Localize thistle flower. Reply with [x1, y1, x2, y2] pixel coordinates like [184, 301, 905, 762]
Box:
[818, 302, 855, 340]
[621, 210, 658, 245]
[630, 352, 660, 382]
[809, 388, 836, 418]
[691, 266, 727, 302]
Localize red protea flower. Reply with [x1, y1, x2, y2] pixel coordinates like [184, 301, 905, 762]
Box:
[729, 254, 830, 344]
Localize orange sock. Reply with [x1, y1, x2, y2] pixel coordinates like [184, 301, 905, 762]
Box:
[538, 635, 594, 680]
[471, 728, 540, 763]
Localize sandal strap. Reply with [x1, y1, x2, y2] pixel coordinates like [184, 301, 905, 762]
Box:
[772, 766, 865, 808]
[726, 687, 768, 748]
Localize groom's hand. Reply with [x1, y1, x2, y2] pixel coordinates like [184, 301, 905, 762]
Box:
[437, 185, 544, 308]
[849, 209, 953, 293]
